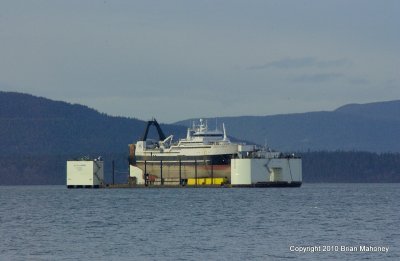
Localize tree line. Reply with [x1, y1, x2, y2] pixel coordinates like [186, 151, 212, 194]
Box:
[300, 151, 400, 182]
[0, 151, 399, 185]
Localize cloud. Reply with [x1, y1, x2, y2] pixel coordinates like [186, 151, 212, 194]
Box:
[289, 73, 370, 86]
[291, 73, 344, 83]
[248, 57, 316, 70]
[317, 59, 351, 68]
[347, 77, 369, 85]
[247, 57, 350, 70]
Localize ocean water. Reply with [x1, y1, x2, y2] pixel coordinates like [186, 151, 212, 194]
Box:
[0, 184, 399, 261]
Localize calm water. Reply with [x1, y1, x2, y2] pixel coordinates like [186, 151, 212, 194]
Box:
[0, 184, 399, 261]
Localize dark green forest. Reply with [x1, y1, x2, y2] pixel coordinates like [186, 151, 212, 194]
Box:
[0, 151, 399, 185]
[299, 151, 400, 182]
[1, 92, 399, 185]
[0, 153, 129, 185]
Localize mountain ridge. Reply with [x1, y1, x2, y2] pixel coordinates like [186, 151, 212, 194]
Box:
[1, 91, 400, 153]
[334, 100, 400, 122]
[0, 91, 186, 155]
[175, 100, 400, 152]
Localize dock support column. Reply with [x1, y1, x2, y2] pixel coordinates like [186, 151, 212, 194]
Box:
[112, 160, 115, 185]
[211, 159, 214, 185]
[195, 159, 197, 186]
[144, 160, 148, 186]
[179, 159, 182, 186]
[160, 160, 163, 185]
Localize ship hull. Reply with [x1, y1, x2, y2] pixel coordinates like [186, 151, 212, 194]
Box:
[131, 156, 232, 185]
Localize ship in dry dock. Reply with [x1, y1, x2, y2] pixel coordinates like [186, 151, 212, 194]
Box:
[128, 119, 302, 187]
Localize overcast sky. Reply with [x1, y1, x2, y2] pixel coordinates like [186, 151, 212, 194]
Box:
[1, 0, 399, 123]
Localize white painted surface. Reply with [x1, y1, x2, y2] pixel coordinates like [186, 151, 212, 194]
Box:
[231, 159, 252, 185]
[130, 165, 145, 184]
[231, 158, 302, 185]
[66, 161, 104, 186]
[268, 158, 302, 182]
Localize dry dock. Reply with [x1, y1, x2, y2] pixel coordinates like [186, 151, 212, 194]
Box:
[66, 156, 302, 189]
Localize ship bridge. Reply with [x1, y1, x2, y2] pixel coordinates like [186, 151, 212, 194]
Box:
[182, 119, 229, 145]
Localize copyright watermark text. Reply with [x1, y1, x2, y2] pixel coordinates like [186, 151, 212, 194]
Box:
[289, 245, 389, 253]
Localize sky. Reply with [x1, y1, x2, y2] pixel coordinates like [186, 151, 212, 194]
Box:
[1, 0, 399, 123]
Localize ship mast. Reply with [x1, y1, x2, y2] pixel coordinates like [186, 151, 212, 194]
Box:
[223, 123, 227, 141]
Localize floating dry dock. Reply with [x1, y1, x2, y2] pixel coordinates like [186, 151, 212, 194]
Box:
[128, 119, 301, 188]
[67, 119, 302, 188]
[67, 156, 302, 188]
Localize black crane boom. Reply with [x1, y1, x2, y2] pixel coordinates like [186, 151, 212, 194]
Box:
[141, 119, 166, 141]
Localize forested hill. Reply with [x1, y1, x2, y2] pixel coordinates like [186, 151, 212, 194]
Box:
[176, 100, 400, 152]
[3, 91, 399, 154]
[1, 91, 399, 184]
[335, 100, 400, 121]
[0, 91, 186, 155]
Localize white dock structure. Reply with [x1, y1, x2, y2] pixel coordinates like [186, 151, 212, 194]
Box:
[231, 157, 302, 187]
[67, 158, 104, 188]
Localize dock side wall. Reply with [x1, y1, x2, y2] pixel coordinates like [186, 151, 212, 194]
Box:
[67, 161, 104, 186]
[231, 158, 302, 185]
